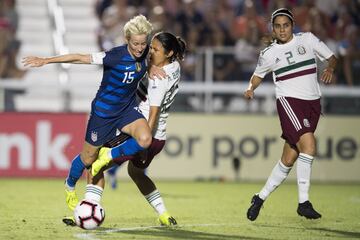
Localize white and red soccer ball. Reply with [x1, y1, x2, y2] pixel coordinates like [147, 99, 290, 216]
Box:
[74, 199, 105, 230]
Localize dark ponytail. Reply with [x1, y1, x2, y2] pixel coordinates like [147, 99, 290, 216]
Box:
[153, 32, 187, 62]
[175, 36, 186, 61]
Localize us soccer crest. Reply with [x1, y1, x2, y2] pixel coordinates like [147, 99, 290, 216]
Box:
[91, 131, 98, 142]
[297, 45, 306, 55]
[136, 62, 141, 72]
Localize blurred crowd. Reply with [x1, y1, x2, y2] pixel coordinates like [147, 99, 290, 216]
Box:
[0, 0, 25, 111]
[0, 0, 24, 79]
[95, 0, 360, 85]
[1, 0, 360, 87]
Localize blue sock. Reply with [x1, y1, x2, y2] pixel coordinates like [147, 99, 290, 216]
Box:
[111, 138, 145, 158]
[65, 154, 85, 189]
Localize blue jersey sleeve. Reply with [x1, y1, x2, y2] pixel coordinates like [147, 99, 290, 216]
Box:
[103, 47, 124, 68]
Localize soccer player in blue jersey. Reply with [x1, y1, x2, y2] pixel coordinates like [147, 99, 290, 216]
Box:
[22, 15, 163, 211]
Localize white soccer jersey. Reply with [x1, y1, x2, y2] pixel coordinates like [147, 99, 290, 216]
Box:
[254, 32, 334, 100]
[137, 61, 181, 140]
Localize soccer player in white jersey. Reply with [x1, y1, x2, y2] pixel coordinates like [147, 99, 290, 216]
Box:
[84, 32, 186, 226]
[244, 8, 337, 221]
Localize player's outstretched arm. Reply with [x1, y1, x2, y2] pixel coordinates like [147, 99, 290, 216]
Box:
[22, 54, 92, 68]
[244, 74, 263, 100]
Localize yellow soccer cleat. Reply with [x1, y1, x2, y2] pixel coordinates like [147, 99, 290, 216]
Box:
[91, 147, 112, 176]
[65, 189, 78, 211]
[158, 211, 177, 226]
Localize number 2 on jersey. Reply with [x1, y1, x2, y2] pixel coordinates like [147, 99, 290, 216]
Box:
[285, 51, 295, 65]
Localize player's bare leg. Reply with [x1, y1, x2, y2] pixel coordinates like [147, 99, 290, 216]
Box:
[128, 161, 177, 226]
[121, 118, 152, 148]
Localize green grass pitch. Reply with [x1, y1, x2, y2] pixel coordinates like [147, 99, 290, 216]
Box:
[0, 179, 359, 240]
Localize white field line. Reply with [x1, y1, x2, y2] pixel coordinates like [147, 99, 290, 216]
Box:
[74, 223, 243, 239]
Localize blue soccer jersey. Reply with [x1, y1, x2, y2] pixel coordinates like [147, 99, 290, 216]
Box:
[91, 45, 148, 118]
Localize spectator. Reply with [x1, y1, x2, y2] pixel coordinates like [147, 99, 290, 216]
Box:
[292, 0, 316, 31]
[97, 0, 136, 51]
[90, 0, 358, 89]
[0, 0, 25, 79]
[0, 26, 10, 78]
[94, 0, 112, 20]
[174, 0, 204, 41]
[0, 0, 25, 111]
[181, 28, 198, 82]
[234, 21, 262, 80]
[231, 0, 267, 40]
[4, 0, 18, 33]
[338, 25, 360, 86]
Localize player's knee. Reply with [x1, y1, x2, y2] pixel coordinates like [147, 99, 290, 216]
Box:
[80, 152, 97, 167]
[297, 143, 316, 156]
[281, 158, 295, 167]
[300, 147, 316, 156]
[137, 134, 152, 148]
[297, 133, 316, 155]
[82, 158, 94, 167]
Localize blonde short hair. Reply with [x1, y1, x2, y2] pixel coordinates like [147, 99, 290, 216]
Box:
[123, 15, 153, 39]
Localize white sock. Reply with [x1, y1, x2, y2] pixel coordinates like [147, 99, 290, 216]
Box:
[65, 181, 75, 191]
[108, 149, 113, 159]
[145, 189, 166, 215]
[297, 153, 313, 203]
[85, 184, 103, 203]
[259, 160, 292, 200]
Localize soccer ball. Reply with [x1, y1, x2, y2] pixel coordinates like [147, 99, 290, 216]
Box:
[74, 199, 105, 230]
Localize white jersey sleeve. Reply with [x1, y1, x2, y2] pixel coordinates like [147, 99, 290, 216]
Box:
[148, 76, 168, 107]
[306, 32, 333, 61]
[90, 52, 106, 65]
[253, 49, 273, 78]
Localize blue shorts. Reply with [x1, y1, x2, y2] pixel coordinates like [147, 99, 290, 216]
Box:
[85, 103, 144, 146]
